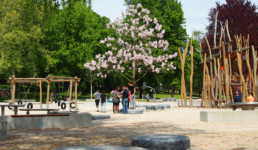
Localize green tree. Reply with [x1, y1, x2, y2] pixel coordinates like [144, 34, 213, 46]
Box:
[45, 0, 111, 92]
[0, 0, 50, 79]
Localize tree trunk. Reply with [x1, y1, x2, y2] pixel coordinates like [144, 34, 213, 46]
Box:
[90, 72, 93, 100]
[171, 86, 175, 98]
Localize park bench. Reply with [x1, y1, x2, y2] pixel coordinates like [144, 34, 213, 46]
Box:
[0, 104, 25, 115]
[19, 108, 59, 115]
[224, 102, 258, 110]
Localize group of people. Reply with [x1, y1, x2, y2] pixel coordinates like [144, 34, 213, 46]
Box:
[94, 82, 136, 114]
[233, 90, 255, 110]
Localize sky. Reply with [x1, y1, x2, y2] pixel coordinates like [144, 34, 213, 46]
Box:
[92, 0, 257, 36]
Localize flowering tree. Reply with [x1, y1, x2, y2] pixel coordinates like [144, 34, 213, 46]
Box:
[84, 4, 177, 85]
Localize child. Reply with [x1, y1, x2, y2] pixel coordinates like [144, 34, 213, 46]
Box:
[146, 93, 150, 102]
[100, 90, 107, 112]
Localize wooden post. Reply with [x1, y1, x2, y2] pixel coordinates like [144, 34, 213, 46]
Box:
[39, 80, 42, 109]
[178, 43, 189, 107]
[202, 54, 207, 107]
[205, 37, 214, 100]
[190, 46, 194, 107]
[252, 46, 257, 100]
[75, 79, 78, 109]
[69, 79, 73, 110]
[214, 12, 218, 48]
[237, 52, 247, 102]
[11, 75, 16, 104]
[46, 82, 50, 109]
[12, 83, 15, 104]
[217, 59, 222, 108]
[214, 58, 218, 102]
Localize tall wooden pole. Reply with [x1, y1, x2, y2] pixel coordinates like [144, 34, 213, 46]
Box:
[39, 80, 42, 109]
[252, 46, 257, 100]
[75, 79, 78, 109]
[12, 75, 16, 104]
[190, 46, 194, 107]
[179, 43, 189, 107]
[46, 82, 50, 109]
[69, 79, 73, 110]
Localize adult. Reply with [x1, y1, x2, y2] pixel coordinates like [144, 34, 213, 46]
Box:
[128, 82, 136, 109]
[247, 92, 254, 102]
[100, 90, 107, 112]
[112, 86, 120, 113]
[94, 89, 100, 112]
[233, 91, 242, 110]
[122, 85, 129, 114]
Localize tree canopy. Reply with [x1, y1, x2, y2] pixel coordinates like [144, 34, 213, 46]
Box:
[205, 0, 258, 51]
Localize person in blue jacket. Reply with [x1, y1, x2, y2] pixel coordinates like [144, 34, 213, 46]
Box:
[233, 91, 242, 110]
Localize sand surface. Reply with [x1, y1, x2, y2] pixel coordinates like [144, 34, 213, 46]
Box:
[0, 101, 258, 150]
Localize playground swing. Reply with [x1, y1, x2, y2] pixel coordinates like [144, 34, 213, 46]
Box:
[20, 82, 38, 109]
[59, 85, 76, 110]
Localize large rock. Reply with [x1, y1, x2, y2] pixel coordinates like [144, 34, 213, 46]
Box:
[132, 134, 190, 150]
[119, 108, 144, 114]
[55, 145, 148, 150]
[92, 115, 111, 120]
[0, 120, 7, 140]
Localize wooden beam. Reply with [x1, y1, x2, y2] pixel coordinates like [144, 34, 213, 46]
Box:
[69, 80, 73, 110]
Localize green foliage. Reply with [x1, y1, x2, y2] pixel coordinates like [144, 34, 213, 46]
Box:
[0, 0, 51, 79]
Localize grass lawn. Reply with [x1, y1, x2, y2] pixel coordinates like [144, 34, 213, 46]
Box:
[0, 91, 201, 102]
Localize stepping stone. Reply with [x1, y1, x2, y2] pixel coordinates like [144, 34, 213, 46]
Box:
[136, 104, 147, 108]
[0, 120, 7, 140]
[158, 104, 171, 109]
[119, 108, 144, 114]
[132, 134, 190, 150]
[55, 145, 148, 150]
[92, 115, 110, 120]
[146, 105, 161, 110]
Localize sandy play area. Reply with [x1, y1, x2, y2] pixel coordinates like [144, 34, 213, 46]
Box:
[0, 101, 258, 150]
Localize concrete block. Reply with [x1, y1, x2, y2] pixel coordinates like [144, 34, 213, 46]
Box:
[200, 111, 258, 122]
[55, 145, 148, 150]
[0, 112, 92, 129]
[0, 120, 7, 140]
[136, 104, 147, 108]
[92, 115, 110, 120]
[132, 134, 190, 150]
[158, 104, 171, 109]
[119, 109, 144, 114]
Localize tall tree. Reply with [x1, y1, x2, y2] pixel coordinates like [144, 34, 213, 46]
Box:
[84, 4, 178, 85]
[0, 0, 50, 79]
[205, 0, 258, 51]
[124, 0, 187, 96]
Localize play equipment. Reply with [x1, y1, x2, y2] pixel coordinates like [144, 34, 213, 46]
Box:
[8, 75, 80, 110]
[179, 12, 257, 108]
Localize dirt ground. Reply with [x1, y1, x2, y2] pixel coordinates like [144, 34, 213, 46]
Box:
[0, 102, 258, 150]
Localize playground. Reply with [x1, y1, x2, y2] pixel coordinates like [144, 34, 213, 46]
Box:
[0, 101, 258, 150]
[0, 0, 258, 150]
